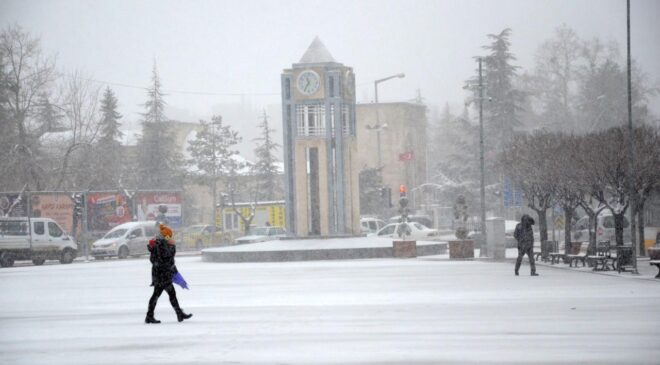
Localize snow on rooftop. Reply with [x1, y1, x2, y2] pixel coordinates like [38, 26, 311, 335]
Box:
[298, 36, 336, 64]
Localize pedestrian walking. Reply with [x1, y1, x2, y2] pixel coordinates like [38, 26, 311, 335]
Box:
[514, 214, 538, 276]
[145, 223, 193, 323]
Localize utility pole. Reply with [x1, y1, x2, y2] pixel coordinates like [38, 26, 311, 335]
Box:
[478, 57, 488, 257]
[626, 0, 639, 273]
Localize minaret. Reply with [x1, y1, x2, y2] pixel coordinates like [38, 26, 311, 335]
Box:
[281, 37, 360, 236]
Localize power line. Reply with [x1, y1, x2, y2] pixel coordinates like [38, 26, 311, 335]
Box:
[85, 77, 280, 97]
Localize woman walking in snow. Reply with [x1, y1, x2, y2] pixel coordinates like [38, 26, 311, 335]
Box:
[145, 223, 193, 323]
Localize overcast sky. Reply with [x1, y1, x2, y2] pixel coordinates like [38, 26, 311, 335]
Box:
[2, 0, 659, 158]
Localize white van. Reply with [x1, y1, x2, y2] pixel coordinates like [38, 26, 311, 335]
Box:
[0, 217, 78, 267]
[91, 221, 158, 259]
[572, 213, 631, 244]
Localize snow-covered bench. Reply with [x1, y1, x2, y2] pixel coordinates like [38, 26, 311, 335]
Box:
[649, 260, 660, 279]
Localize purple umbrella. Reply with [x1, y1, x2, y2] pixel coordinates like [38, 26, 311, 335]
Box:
[172, 272, 189, 290]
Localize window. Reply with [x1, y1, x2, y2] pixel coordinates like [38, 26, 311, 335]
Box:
[48, 222, 63, 238]
[145, 227, 157, 237]
[129, 228, 143, 238]
[296, 104, 325, 136]
[285, 79, 291, 100]
[224, 213, 239, 231]
[368, 221, 377, 231]
[329, 76, 334, 97]
[329, 104, 350, 135]
[378, 225, 395, 236]
[33, 222, 45, 235]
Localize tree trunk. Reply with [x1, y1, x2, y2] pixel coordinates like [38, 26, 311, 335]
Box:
[638, 199, 646, 256]
[613, 212, 625, 246]
[533, 208, 548, 243]
[590, 213, 597, 246]
[563, 207, 573, 252]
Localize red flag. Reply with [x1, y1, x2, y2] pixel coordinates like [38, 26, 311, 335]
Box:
[398, 151, 414, 161]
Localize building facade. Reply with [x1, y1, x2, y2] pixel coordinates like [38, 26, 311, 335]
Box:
[281, 37, 360, 236]
[356, 102, 428, 210]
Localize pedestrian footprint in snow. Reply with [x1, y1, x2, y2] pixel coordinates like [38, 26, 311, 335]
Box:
[145, 223, 193, 323]
[514, 214, 539, 276]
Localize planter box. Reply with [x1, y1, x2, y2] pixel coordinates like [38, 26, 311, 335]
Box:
[393, 240, 416, 258]
[449, 240, 474, 259]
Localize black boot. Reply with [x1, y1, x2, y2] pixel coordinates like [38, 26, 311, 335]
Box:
[515, 271, 519, 276]
[145, 314, 161, 324]
[531, 272, 539, 276]
[176, 310, 193, 322]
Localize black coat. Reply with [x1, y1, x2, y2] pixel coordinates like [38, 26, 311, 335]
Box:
[148, 238, 178, 287]
[514, 214, 535, 250]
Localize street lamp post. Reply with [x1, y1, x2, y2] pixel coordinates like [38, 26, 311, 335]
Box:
[371, 73, 405, 168]
[477, 57, 487, 257]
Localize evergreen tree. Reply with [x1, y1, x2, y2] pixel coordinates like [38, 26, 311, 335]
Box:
[136, 63, 182, 189]
[482, 28, 524, 152]
[252, 111, 281, 201]
[34, 93, 64, 135]
[187, 115, 241, 224]
[359, 167, 386, 216]
[91, 87, 123, 189]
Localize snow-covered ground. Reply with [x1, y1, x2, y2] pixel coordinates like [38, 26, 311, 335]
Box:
[1, 255, 659, 364]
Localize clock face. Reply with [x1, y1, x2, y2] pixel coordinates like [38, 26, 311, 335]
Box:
[297, 70, 320, 95]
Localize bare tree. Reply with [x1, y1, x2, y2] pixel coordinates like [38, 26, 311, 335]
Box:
[0, 25, 57, 190]
[52, 70, 102, 190]
[500, 132, 556, 242]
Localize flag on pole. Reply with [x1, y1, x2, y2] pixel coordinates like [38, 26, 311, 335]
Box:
[398, 151, 414, 161]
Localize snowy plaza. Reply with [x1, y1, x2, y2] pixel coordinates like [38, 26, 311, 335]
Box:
[1, 253, 659, 365]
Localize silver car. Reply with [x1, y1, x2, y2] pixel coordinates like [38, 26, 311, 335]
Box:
[91, 221, 158, 259]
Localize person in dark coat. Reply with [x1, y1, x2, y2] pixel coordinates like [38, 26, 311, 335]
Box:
[145, 223, 192, 323]
[514, 214, 538, 276]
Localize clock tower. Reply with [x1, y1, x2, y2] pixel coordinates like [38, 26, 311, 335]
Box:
[281, 37, 360, 236]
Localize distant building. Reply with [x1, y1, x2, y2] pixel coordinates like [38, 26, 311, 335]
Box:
[356, 102, 428, 210]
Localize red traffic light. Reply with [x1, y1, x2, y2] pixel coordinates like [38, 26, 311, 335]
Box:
[399, 184, 406, 196]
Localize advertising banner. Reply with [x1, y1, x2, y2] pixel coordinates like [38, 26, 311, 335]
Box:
[135, 191, 182, 229]
[87, 192, 132, 232]
[0, 193, 27, 217]
[30, 193, 75, 234]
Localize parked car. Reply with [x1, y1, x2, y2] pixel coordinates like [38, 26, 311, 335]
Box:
[0, 217, 78, 267]
[91, 221, 157, 259]
[360, 217, 386, 234]
[178, 224, 223, 250]
[235, 226, 287, 244]
[374, 222, 439, 240]
[388, 215, 433, 228]
[571, 213, 631, 244]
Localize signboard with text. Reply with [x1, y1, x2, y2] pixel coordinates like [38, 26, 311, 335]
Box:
[30, 193, 75, 234]
[135, 191, 182, 229]
[86, 192, 132, 232]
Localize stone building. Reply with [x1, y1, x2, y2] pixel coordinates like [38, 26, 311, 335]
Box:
[356, 102, 428, 209]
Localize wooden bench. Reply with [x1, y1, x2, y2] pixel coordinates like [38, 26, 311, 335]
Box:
[650, 260, 660, 279]
[549, 241, 580, 265]
[587, 241, 615, 271]
[566, 241, 595, 267]
[534, 240, 558, 263]
[647, 247, 660, 278]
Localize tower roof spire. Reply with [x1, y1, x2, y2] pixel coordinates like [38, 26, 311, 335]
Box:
[299, 36, 336, 64]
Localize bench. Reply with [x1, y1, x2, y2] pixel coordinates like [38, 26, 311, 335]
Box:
[647, 247, 660, 278]
[549, 241, 580, 265]
[587, 241, 615, 271]
[566, 241, 595, 267]
[650, 261, 660, 278]
[534, 240, 558, 263]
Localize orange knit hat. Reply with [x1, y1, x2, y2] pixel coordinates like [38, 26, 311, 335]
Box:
[159, 223, 173, 239]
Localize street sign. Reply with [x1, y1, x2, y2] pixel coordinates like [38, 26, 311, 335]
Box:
[503, 178, 522, 207]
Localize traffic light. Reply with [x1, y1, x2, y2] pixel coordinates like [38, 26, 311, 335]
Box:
[72, 193, 84, 218]
[399, 184, 407, 197]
